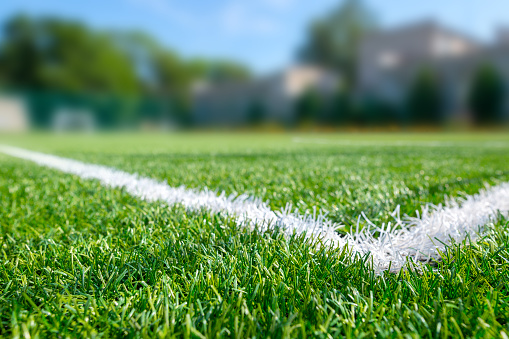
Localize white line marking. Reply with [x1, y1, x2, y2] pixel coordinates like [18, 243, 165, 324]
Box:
[2, 145, 509, 273]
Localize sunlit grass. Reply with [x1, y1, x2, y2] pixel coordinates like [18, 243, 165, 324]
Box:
[1, 133, 509, 337]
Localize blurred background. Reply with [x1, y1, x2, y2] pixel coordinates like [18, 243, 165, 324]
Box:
[1, 0, 509, 132]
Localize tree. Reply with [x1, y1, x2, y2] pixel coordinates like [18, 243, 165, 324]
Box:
[0, 16, 251, 97]
[357, 97, 401, 126]
[0, 14, 253, 127]
[201, 60, 251, 84]
[406, 69, 445, 124]
[298, 0, 378, 87]
[114, 32, 250, 99]
[326, 89, 353, 124]
[0, 16, 44, 88]
[295, 89, 323, 124]
[0, 16, 140, 95]
[468, 64, 506, 124]
[247, 100, 266, 125]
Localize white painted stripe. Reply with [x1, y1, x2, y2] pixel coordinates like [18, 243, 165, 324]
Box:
[1, 145, 509, 273]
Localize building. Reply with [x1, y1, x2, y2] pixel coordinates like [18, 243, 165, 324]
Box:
[192, 65, 339, 126]
[358, 20, 509, 118]
[193, 20, 509, 126]
[0, 96, 28, 132]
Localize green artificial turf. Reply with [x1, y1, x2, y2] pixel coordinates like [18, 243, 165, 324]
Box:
[4, 132, 509, 229]
[1, 132, 509, 338]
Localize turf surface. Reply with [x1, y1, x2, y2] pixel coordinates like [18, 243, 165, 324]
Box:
[1, 132, 509, 338]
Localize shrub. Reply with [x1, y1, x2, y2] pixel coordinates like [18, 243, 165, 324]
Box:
[294, 89, 323, 124]
[468, 64, 506, 124]
[406, 69, 445, 125]
[247, 100, 266, 125]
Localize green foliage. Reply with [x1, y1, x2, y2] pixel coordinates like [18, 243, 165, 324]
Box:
[247, 101, 266, 125]
[201, 60, 251, 84]
[299, 0, 378, 87]
[0, 15, 251, 97]
[324, 92, 401, 127]
[0, 16, 139, 95]
[468, 64, 506, 124]
[0, 16, 42, 88]
[1, 133, 509, 337]
[328, 90, 352, 124]
[356, 97, 401, 126]
[0, 15, 252, 128]
[295, 89, 324, 124]
[406, 69, 445, 124]
[117, 32, 250, 96]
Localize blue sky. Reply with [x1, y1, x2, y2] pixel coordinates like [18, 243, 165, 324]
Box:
[1, 0, 508, 73]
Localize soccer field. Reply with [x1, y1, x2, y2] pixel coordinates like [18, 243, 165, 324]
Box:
[2, 132, 509, 338]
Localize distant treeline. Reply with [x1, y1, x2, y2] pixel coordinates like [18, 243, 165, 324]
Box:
[291, 64, 507, 127]
[0, 15, 250, 127]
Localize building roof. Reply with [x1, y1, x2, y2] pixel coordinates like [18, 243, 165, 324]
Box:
[364, 19, 482, 48]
